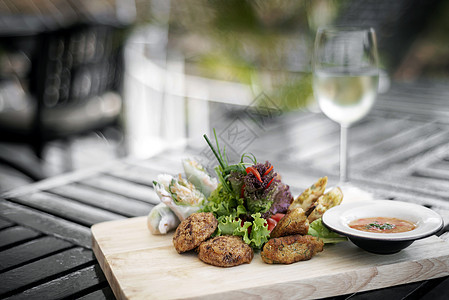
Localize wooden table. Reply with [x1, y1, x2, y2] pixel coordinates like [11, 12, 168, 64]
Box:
[2, 80, 449, 299]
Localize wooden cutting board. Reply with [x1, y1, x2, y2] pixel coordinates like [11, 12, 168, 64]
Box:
[92, 216, 449, 300]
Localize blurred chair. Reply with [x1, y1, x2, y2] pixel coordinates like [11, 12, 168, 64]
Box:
[0, 23, 127, 180]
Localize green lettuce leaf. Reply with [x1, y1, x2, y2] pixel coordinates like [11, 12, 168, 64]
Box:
[248, 213, 270, 248]
[308, 218, 347, 244]
[201, 184, 246, 218]
[215, 213, 270, 249]
[216, 215, 242, 235]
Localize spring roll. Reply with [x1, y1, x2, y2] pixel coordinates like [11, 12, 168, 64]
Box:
[147, 202, 180, 235]
[153, 174, 206, 221]
[182, 158, 218, 198]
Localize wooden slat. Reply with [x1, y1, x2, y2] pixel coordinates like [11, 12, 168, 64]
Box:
[0, 247, 95, 296]
[413, 168, 449, 181]
[0, 226, 40, 248]
[1, 160, 123, 200]
[0, 200, 92, 248]
[131, 157, 186, 175]
[48, 184, 153, 217]
[0, 218, 14, 230]
[388, 143, 449, 178]
[342, 281, 424, 300]
[0, 236, 73, 272]
[376, 97, 449, 117]
[420, 276, 449, 300]
[357, 131, 449, 172]
[305, 119, 437, 169]
[77, 286, 115, 300]
[280, 115, 399, 163]
[4, 264, 109, 300]
[252, 114, 338, 154]
[79, 175, 159, 204]
[107, 165, 159, 187]
[10, 192, 125, 226]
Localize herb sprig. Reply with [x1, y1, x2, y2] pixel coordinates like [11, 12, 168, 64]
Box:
[366, 221, 396, 230]
[203, 129, 256, 193]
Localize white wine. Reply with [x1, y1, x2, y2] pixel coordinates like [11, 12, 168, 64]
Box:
[313, 69, 379, 125]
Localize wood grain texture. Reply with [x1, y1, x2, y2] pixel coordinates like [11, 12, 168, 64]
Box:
[10, 192, 125, 226]
[49, 184, 153, 217]
[0, 236, 73, 272]
[0, 226, 40, 248]
[79, 175, 159, 204]
[0, 199, 92, 248]
[4, 264, 108, 300]
[0, 247, 95, 296]
[0, 218, 13, 230]
[92, 217, 449, 300]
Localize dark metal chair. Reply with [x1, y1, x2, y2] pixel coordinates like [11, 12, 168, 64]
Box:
[0, 23, 127, 180]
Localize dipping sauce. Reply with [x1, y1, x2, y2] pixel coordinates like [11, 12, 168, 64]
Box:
[348, 217, 416, 233]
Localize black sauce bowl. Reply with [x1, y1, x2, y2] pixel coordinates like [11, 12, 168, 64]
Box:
[322, 200, 444, 254]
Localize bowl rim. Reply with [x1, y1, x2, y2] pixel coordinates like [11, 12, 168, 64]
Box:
[322, 200, 444, 242]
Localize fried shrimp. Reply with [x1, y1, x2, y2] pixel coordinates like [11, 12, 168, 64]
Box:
[173, 212, 218, 253]
[261, 235, 324, 264]
[197, 236, 254, 267]
[289, 177, 327, 215]
[270, 207, 309, 238]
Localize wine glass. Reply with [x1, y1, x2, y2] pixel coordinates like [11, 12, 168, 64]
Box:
[313, 27, 379, 186]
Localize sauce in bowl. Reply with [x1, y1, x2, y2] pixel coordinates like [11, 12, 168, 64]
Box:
[349, 217, 416, 233]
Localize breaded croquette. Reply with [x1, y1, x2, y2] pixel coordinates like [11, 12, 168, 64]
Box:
[270, 207, 309, 238]
[261, 234, 324, 264]
[197, 235, 254, 267]
[173, 212, 217, 253]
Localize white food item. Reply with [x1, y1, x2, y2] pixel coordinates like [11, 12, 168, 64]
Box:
[153, 174, 206, 221]
[182, 158, 218, 198]
[147, 202, 180, 235]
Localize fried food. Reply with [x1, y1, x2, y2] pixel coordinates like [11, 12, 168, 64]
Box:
[289, 177, 327, 215]
[261, 234, 324, 264]
[197, 235, 254, 267]
[308, 187, 343, 223]
[172, 212, 218, 253]
[270, 207, 309, 238]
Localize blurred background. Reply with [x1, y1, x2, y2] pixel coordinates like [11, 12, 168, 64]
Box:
[1, 0, 449, 192]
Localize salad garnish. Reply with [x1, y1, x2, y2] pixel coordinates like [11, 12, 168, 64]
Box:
[201, 129, 294, 249]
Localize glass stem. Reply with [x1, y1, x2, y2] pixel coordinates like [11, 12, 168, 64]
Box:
[340, 124, 349, 183]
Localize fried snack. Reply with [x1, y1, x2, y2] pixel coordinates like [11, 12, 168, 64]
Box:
[197, 235, 254, 267]
[270, 207, 309, 238]
[308, 187, 343, 223]
[261, 235, 324, 264]
[173, 212, 218, 253]
[289, 177, 327, 215]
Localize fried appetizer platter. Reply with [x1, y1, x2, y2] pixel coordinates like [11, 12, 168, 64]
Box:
[167, 177, 344, 267]
[148, 132, 346, 267]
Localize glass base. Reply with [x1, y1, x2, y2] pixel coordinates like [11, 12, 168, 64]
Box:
[335, 181, 374, 204]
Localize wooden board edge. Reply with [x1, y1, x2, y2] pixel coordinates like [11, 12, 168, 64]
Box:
[92, 224, 128, 300]
[187, 254, 449, 300]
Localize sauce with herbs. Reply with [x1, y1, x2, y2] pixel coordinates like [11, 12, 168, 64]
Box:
[348, 217, 416, 233]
